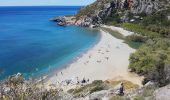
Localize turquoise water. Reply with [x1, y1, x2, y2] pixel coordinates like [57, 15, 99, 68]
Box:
[0, 6, 100, 79]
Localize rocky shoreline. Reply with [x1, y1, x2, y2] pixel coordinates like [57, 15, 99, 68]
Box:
[50, 16, 100, 28]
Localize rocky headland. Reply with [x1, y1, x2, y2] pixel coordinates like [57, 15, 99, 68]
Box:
[51, 0, 170, 28]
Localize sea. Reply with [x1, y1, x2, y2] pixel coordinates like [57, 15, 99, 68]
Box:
[0, 6, 100, 80]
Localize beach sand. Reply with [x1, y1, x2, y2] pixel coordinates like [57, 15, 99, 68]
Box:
[102, 25, 134, 36]
[45, 26, 143, 89]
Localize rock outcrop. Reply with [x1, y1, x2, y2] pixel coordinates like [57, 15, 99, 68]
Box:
[131, 0, 160, 14]
[154, 84, 170, 100]
[74, 0, 163, 27]
[51, 16, 67, 26]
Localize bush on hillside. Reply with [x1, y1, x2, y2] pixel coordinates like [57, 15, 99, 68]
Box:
[0, 74, 61, 100]
[129, 38, 170, 86]
[142, 8, 170, 27]
[146, 25, 170, 38]
[122, 23, 160, 38]
[126, 34, 147, 42]
[76, 0, 112, 17]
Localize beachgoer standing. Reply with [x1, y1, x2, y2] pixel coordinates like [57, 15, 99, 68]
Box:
[82, 77, 86, 83]
[119, 82, 124, 95]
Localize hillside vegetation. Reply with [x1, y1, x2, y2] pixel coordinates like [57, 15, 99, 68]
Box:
[121, 8, 170, 86]
[76, 0, 112, 17]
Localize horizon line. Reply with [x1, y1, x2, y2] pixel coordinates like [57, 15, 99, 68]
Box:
[0, 5, 86, 7]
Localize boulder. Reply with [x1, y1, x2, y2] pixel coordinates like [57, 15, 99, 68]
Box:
[164, 64, 170, 84]
[154, 84, 170, 100]
[144, 81, 156, 88]
[51, 16, 67, 26]
[168, 16, 170, 20]
[58, 22, 66, 26]
[51, 16, 66, 22]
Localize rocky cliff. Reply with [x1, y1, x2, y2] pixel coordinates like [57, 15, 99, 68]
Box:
[52, 0, 169, 27]
[131, 0, 160, 14]
[76, 0, 165, 27]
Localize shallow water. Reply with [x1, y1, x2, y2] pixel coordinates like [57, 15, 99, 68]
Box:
[0, 6, 100, 79]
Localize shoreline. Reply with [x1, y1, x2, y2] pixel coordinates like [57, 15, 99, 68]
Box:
[44, 27, 143, 90]
[33, 28, 102, 84]
[35, 29, 102, 82]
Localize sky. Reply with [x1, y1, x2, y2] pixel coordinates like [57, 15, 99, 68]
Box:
[0, 0, 96, 6]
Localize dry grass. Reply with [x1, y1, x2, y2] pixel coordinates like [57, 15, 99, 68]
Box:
[105, 80, 139, 90]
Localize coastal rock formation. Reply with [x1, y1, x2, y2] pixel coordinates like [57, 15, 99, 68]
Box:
[51, 16, 76, 26]
[51, 16, 67, 26]
[51, 0, 169, 27]
[51, 0, 166, 28]
[75, 0, 163, 26]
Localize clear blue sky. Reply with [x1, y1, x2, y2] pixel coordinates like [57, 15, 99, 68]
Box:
[0, 0, 96, 6]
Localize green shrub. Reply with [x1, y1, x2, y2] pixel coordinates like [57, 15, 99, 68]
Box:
[146, 25, 170, 38]
[90, 85, 104, 93]
[101, 27, 125, 40]
[133, 95, 145, 100]
[142, 8, 170, 27]
[67, 89, 75, 93]
[67, 80, 106, 97]
[76, 0, 112, 17]
[110, 95, 127, 100]
[126, 34, 147, 42]
[142, 87, 155, 97]
[129, 38, 170, 86]
[122, 23, 160, 38]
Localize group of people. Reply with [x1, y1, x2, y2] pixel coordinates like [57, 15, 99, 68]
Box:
[59, 77, 90, 86]
[56, 71, 124, 96]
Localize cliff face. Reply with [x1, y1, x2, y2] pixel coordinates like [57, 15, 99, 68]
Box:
[80, 0, 163, 15]
[74, 0, 165, 27]
[52, 0, 169, 27]
[131, 0, 160, 14]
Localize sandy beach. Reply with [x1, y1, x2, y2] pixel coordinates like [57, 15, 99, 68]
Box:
[102, 25, 134, 36]
[45, 26, 143, 89]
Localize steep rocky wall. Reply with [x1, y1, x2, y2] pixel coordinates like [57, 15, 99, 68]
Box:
[75, 0, 163, 27]
[77, 0, 162, 16]
[52, 0, 168, 27]
[131, 0, 160, 14]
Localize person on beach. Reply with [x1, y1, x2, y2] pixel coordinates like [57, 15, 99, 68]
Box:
[76, 77, 79, 84]
[105, 57, 109, 60]
[82, 77, 86, 83]
[87, 79, 89, 83]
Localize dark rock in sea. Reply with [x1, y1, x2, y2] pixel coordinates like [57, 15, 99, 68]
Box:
[50, 16, 67, 26]
[58, 22, 66, 26]
[50, 16, 65, 22]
